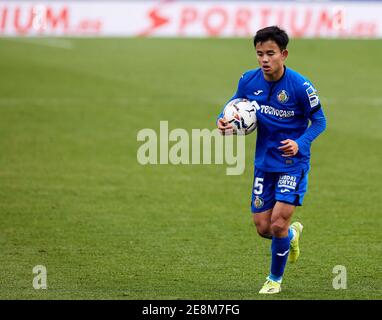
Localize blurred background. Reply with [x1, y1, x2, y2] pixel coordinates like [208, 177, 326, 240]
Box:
[0, 0, 381, 299]
[1, 0, 381, 38]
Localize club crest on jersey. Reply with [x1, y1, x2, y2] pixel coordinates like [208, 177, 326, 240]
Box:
[253, 196, 264, 209]
[277, 90, 289, 103]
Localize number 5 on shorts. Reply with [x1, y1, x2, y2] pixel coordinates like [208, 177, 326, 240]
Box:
[254, 177, 264, 195]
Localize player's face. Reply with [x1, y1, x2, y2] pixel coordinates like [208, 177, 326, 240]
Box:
[255, 40, 288, 81]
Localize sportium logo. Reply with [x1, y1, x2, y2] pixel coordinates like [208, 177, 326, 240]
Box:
[137, 121, 246, 175]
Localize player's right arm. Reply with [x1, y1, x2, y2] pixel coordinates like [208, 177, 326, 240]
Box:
[217, 117, 233, 135]
[216, 73, 247, 135]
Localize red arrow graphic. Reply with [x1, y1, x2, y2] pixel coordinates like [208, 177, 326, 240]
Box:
[137, 0, 173, 37]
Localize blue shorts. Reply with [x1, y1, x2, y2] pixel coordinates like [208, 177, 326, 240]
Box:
[251, 167, 309, 213]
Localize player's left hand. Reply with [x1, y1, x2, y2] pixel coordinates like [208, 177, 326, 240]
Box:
[278, 139, 299, 157]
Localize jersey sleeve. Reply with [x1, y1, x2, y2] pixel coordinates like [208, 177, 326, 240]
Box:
[216, 73, 247, 122]
[294, 78, 326, 155]
[298, 79, 322, 117]
[295, 107, 327, 155]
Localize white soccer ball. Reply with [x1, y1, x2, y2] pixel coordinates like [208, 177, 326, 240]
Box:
[223, 98, 257, 135]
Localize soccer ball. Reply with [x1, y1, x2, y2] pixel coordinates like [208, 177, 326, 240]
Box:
[223, 98, 257, 135]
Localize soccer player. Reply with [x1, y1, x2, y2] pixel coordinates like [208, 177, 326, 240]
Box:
[217, 26, 326, 294]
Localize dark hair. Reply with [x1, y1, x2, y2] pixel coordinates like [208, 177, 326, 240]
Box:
[253, 26, 289, 51]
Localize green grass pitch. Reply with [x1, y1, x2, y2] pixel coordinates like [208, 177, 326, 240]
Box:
[0, 37, 381, 299]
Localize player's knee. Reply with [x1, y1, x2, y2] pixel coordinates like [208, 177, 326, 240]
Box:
[256, 225, 269, 235]
[254, 221, 271, 238]
[270, 220, 288, 237]
[257, 228, 272, 239]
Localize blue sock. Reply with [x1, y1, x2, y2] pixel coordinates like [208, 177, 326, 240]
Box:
[269, 229, 293, 254]
[269, 235, 290, 283]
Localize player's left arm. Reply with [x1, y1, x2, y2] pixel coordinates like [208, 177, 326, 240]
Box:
[295, 108, 326, 156]
[278, 81, 327, 157]
[295, 81, 327, 155]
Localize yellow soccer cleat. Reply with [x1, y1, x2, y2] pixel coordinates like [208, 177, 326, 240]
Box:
[258, 279, 281, 294]
[288, 222, 303, 263]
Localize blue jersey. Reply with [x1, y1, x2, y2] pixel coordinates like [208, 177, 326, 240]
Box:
[218, 66, 326, 172]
